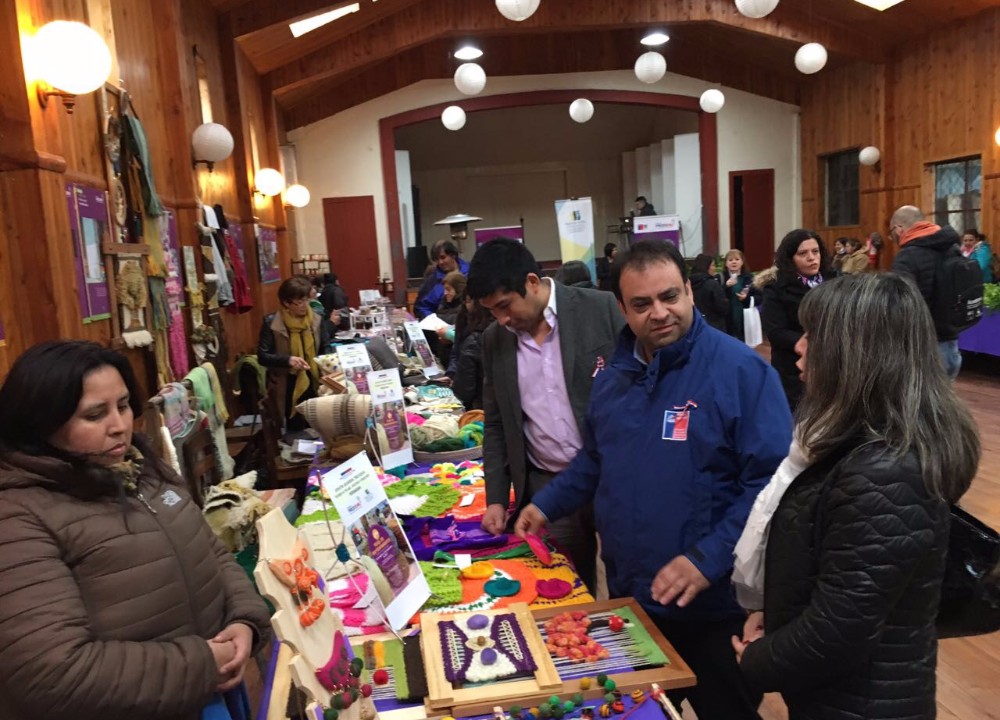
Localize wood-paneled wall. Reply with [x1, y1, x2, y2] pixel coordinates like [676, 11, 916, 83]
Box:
[800, 7, 1000, 269]
[0, 0, 286, 387]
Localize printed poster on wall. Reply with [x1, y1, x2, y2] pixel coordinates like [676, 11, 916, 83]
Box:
[66, 183, 112, 323]
[475, 225, 523, 247]
[554, 197, 597, 283]
[257, 226, 280, 284]
[0, 316, 5, 348]
[366, 368, 413, 469]
[320, 451, 429, 630]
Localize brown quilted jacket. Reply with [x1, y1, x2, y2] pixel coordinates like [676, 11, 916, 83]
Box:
[0, 450, 273, 720]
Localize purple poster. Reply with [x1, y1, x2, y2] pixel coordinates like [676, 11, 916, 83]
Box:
[475, 225, 523, 248]
[160, 210, 189, 377]
[257, 226, 280, 284]
[0, 317, 5, 347]
[66, 183, 112, 323]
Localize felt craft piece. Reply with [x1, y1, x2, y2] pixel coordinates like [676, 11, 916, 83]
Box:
[404, 515, 506, 561]
[439, 612, 538, 684]
[315, 631, 361, 701]
[536, 579, 573, 600]
[525, 532, 554, 566]
[420, 561, 464, 608]
[542, 611, 609, 665]
[484, 578, 522, 597]
[461, 561, 495, 580]
[267, 544, 326, 627]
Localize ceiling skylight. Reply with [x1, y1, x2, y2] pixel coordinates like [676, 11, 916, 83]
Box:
[289, 4, 360, 38]
[852, 0, 907, 10]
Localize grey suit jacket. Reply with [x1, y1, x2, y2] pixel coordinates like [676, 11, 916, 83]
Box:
[481, 282, 625, 508]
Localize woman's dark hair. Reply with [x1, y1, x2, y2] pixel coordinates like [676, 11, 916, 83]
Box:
[467, 238, 540, 299]
[774, 228, 831, 278]
[691, 253, 714, 274]
[834, 237, 848, 249]
[847, 237, 864, 252]
[455, 299, 493, 339]
[0, 341, 172, 497]
[554, 260, 594, 287]
[278, 275, 313, 304]
[603, 242, 618, 259]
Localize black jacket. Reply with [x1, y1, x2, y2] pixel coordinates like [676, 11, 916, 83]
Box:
[452, 330, 483, 410]
[689, 272, 728, 332]
[436, 296, 464, 325]
[759, 269, 810, 409]
[741, 444, 949, 720]
[891, 225, 962, 341]
[319, 284, 349, 317]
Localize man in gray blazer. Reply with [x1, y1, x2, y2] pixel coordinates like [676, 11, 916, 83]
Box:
[467, 239, 624, 592]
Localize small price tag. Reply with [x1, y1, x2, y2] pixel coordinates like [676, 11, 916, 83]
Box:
[455, 554, 472, 569]
[459, 493, 476, 507]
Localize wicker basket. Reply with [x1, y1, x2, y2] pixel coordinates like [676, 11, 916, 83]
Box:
[412, 445, 484, 464]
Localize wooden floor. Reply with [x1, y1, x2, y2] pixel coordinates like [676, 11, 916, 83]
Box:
[686, 353, 1000, 720]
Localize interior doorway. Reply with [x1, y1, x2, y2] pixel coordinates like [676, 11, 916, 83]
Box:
[729, 169, 774, 272]
[322, 196, 380, 307]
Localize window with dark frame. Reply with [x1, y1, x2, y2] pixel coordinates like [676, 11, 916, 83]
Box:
[932, 157, 982, 236]
[824, 150, 860, 227]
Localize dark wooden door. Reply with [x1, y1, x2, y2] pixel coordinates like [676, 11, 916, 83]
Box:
[730, 169, 775, 272]
[322, 196, 380, 307]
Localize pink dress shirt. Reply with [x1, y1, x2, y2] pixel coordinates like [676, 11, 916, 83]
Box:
[509, 279, 583, 473]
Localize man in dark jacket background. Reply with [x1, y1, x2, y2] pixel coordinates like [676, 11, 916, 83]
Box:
[889, 205, 963, 378]
[515, 240, 792, 720]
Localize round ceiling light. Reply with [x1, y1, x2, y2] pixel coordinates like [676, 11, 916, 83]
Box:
[569, 99, 595, 123]
[734, 0, 780, 19]
[858, 146, 881, 166]
[641, 32, 670, 46]
[255, 168, 285, 196]
[34, 20, 112, 95]
[495, 0, 540, 21]
[699, 89, 726, 113]
[454, 45, 483, 61]
[454, 62, 487, 96]
[795, 42, 828, 74]
[634, 51, 667, 84]
[284, 184, 311, 208]
[192, 123, 234, 163]
[442, 106, 467, 131]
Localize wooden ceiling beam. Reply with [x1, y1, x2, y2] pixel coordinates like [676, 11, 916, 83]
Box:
[281, 29, 804, 130]
[228, 0, 356, 38]
[236, 0, 425, 74]
[267, 0, 885, 100]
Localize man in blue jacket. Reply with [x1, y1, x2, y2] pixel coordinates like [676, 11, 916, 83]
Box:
[414, 239, 469, 319]
[516, 240, 792, 720]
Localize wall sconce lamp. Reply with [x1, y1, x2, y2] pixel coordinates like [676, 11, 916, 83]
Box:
[859, 146, 881, 172]
[34, 21, 112, 113]
[192, 123, 234, 171]
[284, 184, 311, 208]
[254, 168, 286, 198]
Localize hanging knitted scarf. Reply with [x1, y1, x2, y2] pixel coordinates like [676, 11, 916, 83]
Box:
[108, 446, 145, 493]
[281, 309, 318, 416]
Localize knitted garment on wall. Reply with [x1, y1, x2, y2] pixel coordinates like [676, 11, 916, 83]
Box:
[438, 612, 538, 684]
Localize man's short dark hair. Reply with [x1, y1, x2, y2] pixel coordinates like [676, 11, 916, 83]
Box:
[610, 240, 688, 302]
[603, 242, 617, 259]
[431, 239, 459, 260]
[467, 238, 540, 299]
[635, 196, 647, 204]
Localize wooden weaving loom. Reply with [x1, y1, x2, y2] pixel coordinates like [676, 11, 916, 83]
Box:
[420, 598, 695, 718]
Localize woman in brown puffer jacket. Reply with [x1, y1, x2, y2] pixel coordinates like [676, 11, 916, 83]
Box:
[0, 341, 273, 720]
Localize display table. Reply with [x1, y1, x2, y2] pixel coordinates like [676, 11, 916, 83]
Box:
[958, 311, 1000, 357]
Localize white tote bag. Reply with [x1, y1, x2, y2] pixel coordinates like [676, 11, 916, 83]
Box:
[743, 296, 763, 348]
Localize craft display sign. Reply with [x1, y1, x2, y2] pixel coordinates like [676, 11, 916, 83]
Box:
[336, 344, 373, 394]
[65, 183, 112, 323]
[366, 368, 413, 469]
[359, 289, 383, 306]
[321, 451, 430, 630]
[258, 226, 280, 284]
[554, 197, 597, 283]
[403, 320, 442, 377]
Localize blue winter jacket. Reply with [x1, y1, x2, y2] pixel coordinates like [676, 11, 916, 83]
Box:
[532, 312, 792, 622]
[414, 258, 470, 318]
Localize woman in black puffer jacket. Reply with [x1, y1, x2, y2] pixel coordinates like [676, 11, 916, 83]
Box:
[735, 273, 981, 720]
[758, 229, 832, 410]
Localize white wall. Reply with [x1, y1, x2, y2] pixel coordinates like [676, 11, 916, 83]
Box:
[648, 141, 663, 219]
[674, 133, 703, 257]
[394, 150, 415, 248]
[661, 139, 676, 215]
[288, 70, 801, 274]
[622, 151, 637, 213]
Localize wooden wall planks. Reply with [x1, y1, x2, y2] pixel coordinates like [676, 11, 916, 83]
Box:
[800, 7, 1000, 268]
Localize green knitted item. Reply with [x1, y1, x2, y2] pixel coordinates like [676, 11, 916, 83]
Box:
[432, 542, 533, 564]
[384, 479, 460, 518]
[419, 561, 463, 607]
[421, 437, 466, 452]
[295, 496, 340, 526]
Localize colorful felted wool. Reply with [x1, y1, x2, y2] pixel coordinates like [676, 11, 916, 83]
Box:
[525, 532, 554, 566]
[461, 561, 495, 580]
[267, 544, 325, 626]
[484, 577, 521, 597]
[536, 579, 572, 600]
[315, 630, 362, 702]
[439, 613, 538, 684]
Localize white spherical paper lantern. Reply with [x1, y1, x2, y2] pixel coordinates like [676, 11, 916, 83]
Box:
[699, 89, 726, 113]
[569, 99, 594, 123]
[192, 123, 234, 163]
[254, 168, 285, 196]
[34, 21, 112, 95]
[859, 146, 881, 166]
[795, 43, 828, 74]
[284, 184, 311, 208]
[734, 0, 780, 19]
[454, 63, 487, 96]
[441, 106, 467, 131]
[634, 51, 667, 84]
[495, 0, 540, 21]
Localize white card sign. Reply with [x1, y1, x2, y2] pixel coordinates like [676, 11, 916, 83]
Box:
[336, 344, 373, 394]
[321, 451, 430, 630]
[403, 320, 442, 376]
[366, 369, 413, 469]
